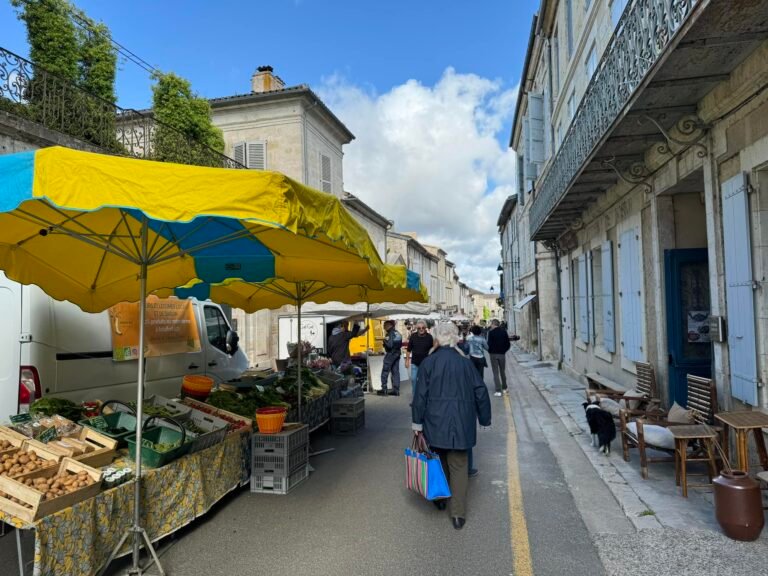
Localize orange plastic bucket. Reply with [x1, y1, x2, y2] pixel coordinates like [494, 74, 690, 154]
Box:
[182, 375, 214, 400]
[255, 407, 288, 434]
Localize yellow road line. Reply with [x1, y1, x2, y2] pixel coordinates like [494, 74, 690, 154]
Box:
[505, 393, 534, 576]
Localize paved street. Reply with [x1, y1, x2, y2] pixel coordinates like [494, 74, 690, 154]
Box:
[4, 351, 768, 575]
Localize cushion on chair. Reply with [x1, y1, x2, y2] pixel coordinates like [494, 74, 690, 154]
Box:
[620, 390, 644, 410]
[668, 402, 694, 424]
[599, 397, 622, 417]
[626, 422, 675, 450]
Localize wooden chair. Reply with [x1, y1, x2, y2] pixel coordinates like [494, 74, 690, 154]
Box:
[586, 361, 661, 415]
[621, 374, 718, 480]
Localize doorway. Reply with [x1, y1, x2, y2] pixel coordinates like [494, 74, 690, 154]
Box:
[664, 249, 712, 405]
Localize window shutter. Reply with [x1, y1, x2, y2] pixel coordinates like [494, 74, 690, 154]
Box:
[619, 228, 643, 361]
[245, 141, 266, 170]
[611, 0, 629, 27]
[602, 240, 615, 353]
[522, 117, 533, 192]
[578, 255, 589, 342]
[587, 251, 595, 344]
[722, 172, 758, 405]
[543, 70, 553, 160]
[528, 93, 545, 170]
[233, 142, 245, 167]
[320, 153, 332, 193]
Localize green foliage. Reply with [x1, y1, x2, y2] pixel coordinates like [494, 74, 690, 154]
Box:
[151, 71, 225, 165]
[11, 0, 79, 82]
[483, 305, 491, 320]
[76, 19, 117, 104]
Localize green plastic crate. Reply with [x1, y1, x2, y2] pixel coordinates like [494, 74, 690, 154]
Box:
[126, 425, 190, 468]
[79, 412, 138, 446]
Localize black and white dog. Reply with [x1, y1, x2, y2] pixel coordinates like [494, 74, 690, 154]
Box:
[583, 400, 617, 455]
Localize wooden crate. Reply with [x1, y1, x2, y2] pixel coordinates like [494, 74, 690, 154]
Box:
[0, 457, 102, 523]
[0, 425, 29, 445]
[0, 427, 25, 458]
[72, 427, 119, 468]
[182, 398, 253, 434]
[1, 442, 61, 480]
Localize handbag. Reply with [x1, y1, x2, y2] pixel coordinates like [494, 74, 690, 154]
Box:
[404, 434, 451, 501]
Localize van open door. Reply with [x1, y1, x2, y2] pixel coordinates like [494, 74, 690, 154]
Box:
[0, 273, 23, 420]
[201, 304, 248, 383]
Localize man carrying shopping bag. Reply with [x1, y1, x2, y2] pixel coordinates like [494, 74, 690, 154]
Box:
[410, 322, 492, 530]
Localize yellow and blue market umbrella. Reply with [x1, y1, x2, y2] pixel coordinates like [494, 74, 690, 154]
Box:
[0, 146, 386, 572]
[0, 147, 384, 312]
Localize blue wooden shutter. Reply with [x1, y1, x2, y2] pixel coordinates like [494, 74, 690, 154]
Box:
[722, 172, 758, 405]
[602, 240, 615, 353]
[587, 251, 595, 344]
[619, 229, 643, 361]
[579, 255, 589, 342]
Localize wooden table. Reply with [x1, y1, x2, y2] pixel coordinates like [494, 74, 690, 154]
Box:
[669, 424, 718, 497]
[714, 411, 768, 473]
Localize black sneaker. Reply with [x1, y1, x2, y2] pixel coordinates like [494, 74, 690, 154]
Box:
[389, 390, 400, 396]
[376, 389, 387, 396]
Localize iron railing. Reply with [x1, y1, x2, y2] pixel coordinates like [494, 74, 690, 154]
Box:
[0, 46, 244, 169]
[529, 0, 700, 238]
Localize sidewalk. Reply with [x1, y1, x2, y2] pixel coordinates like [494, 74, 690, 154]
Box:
[510, 345, 765, 535]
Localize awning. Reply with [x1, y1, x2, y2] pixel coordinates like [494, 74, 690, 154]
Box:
[513, 294, 537, 310]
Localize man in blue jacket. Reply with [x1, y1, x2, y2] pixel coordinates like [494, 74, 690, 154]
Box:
[487, 319, 511, 396]
[412, 322, 492, 530]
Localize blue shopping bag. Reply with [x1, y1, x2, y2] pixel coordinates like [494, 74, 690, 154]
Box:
[404, 434, 451, 501]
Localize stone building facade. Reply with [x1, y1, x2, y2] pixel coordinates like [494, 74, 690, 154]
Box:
[508, 0, 768, 431]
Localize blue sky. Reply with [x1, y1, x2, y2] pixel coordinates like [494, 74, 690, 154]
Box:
[0, 0, 540, 291]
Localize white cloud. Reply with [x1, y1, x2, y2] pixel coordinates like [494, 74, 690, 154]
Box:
[318, 69, 518, 292]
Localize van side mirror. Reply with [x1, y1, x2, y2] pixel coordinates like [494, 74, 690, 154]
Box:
[226, 330, 240, 355]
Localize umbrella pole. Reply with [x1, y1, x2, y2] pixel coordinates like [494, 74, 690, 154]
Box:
[366, 302, 372, 393]
[297, 287, 302, 422]
[100, 219, 165, 576]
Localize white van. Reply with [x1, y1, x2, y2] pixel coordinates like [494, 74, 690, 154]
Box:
[0, 272, 248, 421]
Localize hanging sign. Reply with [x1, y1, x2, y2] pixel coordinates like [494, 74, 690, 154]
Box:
[109, 296, 201, 361]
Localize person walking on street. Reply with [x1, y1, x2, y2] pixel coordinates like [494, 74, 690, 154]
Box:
[327, 320, 368, 369]
[487, 319, 510, 397]
[412, 322, 492, 530]
[378, 320, 403, 396]
[466, 325, 488, 378]
[405, 320, 433, 398]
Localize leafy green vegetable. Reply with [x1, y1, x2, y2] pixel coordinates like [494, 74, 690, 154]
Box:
[30, 397, 83, 420]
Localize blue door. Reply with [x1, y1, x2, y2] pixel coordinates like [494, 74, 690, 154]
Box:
[665, 249, 712, 406]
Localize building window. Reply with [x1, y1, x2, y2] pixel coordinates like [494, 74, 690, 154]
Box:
[567, 91, 576, 121]
[618, 227, 644, 361]
[320, 153, 332, 193]
[573, 256, 588, 343]
[566, 0, 574, 58]
[233, 141, 267, 170]
[585, 42, 597, 80]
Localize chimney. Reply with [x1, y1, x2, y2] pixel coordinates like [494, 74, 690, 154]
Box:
[251, 65, 285, 93]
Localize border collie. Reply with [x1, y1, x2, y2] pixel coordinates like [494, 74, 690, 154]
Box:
[583, 400, 617, 456]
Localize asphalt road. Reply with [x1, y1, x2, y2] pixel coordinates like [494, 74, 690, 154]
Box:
[2, 354, 622, 575]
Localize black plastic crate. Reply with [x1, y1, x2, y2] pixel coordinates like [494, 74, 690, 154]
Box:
[251, 444, 308, 476]
[252, 424, 308, 455]
[250, 465, 309, 495]
[331, 397, 365, 418]
[331, 412, 365, 436]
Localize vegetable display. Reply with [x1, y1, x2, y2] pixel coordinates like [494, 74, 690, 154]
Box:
[23, 470, 96, 501]
[0, 449, 53, 477]
[29, 398, 84, 421]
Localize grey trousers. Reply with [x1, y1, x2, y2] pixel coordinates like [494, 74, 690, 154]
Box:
[489, 353, 508, 392]
[434, 448, 469, 518]
[381, 353, 400, 391]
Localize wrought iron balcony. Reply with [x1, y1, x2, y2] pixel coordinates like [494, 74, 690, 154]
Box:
[529, 0, 701, 240]
[0, 46, 243, 169]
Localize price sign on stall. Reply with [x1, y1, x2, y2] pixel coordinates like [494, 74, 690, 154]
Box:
[10, 413, 32, 424]
[37, 427, 58, 443]
[89, 416, 108, 430]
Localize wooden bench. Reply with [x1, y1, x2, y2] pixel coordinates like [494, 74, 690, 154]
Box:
[584, 372, 625, 401]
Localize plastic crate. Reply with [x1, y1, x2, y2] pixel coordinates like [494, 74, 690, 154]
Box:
[142, 395, 192, 422]
[331, 398, 365, 418]
[252, 424, 308, 455]
[183, 410, 229, 454]
[331, 412, 365, 436]
[250, 464, 309, 495]
[251, 443, 308, 476]
[126, 425, 190, 468]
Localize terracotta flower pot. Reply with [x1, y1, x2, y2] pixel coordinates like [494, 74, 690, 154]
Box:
[713, 471, 764, 541]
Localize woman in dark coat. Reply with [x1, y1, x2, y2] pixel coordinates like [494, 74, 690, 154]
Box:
[412, 322, 492, 530]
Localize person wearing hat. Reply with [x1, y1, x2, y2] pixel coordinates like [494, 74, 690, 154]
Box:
[378, 320, 403, 396]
